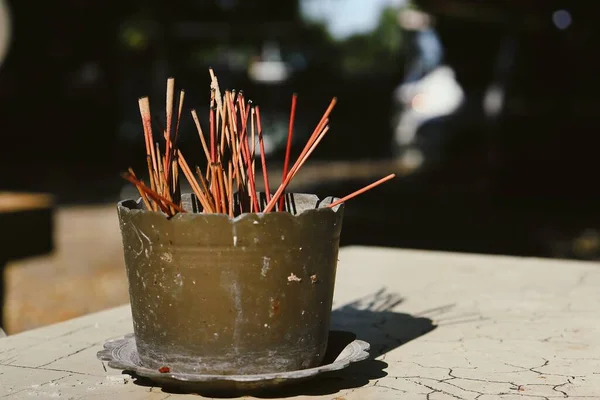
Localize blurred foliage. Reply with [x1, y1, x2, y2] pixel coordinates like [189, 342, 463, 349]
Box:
[338, 6, 405, 75]
[189, 44, 254, 71]
[293, 19, 341, 73]
[303, 19, 335, 45]
[122, 25, 149, 51]
[116, 1, 408, 77]
[118, 11, 158, 52]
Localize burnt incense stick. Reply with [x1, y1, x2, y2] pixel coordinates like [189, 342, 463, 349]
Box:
[209, 68, 224, 120]
[142, 100, 160, 189]
[128, 168, 152, 211]
[139, 98, 159, 195]
[177, 150, 212, 213]
[227, 161, 234, 217]
[195, 165, 214, 212]
[165, 78, 175, 171]
[155, 142, 165, 196]
[122, 172, 185, 214]
[172, 158, 179, 203]
[145, 156, 158, 211]
[210, 100, 216, 163]
[217, 165, 227, 213]
[211, 163, 222, 213]
[191, 109, 211, 164]
[166, 88, 185, 180]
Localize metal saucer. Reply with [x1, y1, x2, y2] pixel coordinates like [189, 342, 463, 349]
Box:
[97, 331, 370, 393]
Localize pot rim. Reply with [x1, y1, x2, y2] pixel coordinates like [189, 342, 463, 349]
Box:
[117, 192, 344, 223]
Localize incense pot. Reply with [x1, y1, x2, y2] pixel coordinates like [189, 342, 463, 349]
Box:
[117, 192, 344, 375]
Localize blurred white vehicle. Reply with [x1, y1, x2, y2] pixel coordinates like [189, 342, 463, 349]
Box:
[248, 41, 291, 85]
[392, 65, 464, 169]
[392, 8, 465, 170]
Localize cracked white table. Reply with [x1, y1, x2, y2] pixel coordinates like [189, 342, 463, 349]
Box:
[1, 246, 600, 399]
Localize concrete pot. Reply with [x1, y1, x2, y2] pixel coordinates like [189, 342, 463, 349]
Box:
[117, 193, 344, 375]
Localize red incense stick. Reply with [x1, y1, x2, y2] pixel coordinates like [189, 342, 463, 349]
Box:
[255, 106, 271, 202]
[279, 93, 297, 211]
[327, 174, 396, 208]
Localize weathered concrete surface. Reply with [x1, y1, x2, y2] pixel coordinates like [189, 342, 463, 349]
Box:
[4, 205, 128, 333]
[1, 246, 600, 399]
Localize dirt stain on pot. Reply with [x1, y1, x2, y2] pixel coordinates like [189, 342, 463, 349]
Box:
[269, 297, 280, 318]
[261, 256, 271, 277]
[226, 278, 243, 348]
[174, 273, 183, 286]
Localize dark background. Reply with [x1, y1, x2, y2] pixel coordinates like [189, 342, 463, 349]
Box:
[1, 0, 599, 260]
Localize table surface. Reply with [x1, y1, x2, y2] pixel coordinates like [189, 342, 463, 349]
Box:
[0, 192, 53, 213]
[1, 246, 599, 399]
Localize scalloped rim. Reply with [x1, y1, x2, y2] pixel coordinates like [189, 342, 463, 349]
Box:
[97, 333, 370, 384]
[117, 192, 344, 223]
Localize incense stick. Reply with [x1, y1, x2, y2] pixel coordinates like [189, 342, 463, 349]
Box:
[255, 106, 271, 202]
[263, 124, 330, 213]
[128, 168, 152, 211]
[280, 93, 297, 211]
[191, 109, 210, 155]
[327, 174, 396, 208]
[122, 172, 185, 214]
[166, 89, 185, 180]
[177, 150, 213, 213]
[124, 72, 394, 217]
[165, 78, 174, 173]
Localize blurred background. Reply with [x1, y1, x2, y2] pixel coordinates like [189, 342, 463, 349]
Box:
[1, 0, 599, 334]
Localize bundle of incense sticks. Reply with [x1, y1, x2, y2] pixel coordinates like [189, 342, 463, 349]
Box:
[123, 69, 396, 217]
